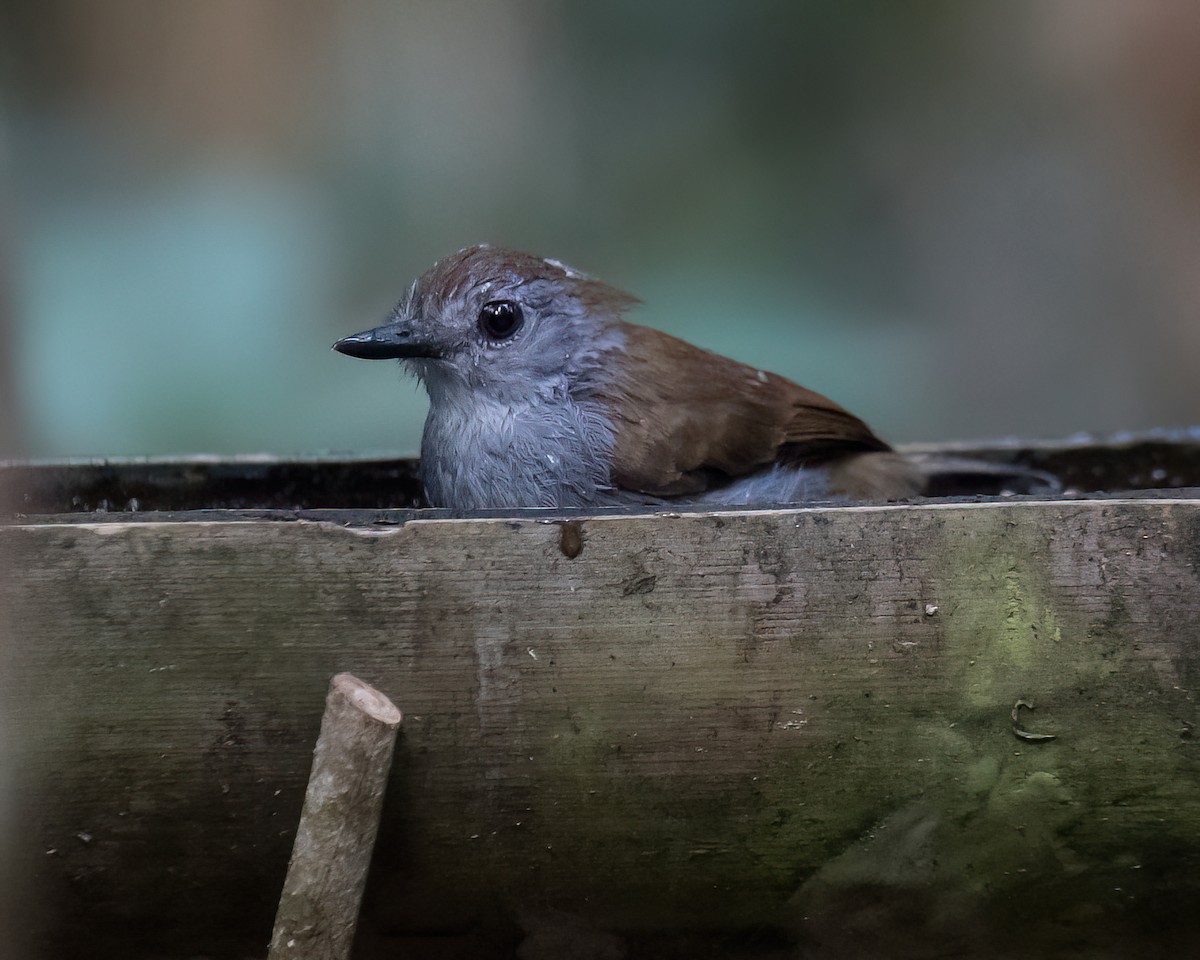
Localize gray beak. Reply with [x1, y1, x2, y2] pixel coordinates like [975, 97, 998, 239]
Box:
[332, 323, 438, 360]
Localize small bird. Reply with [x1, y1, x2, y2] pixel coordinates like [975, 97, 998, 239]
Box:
[334, 245, 1050, 510]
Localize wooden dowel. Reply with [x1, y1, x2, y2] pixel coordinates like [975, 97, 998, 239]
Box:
[267, 674, 402, 960]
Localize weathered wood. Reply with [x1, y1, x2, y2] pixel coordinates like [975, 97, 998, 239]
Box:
[268, 674, 401, 960]
[2, 499, 1200, 958]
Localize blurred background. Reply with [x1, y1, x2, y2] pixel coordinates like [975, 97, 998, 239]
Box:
[1, 0, 1198, 462]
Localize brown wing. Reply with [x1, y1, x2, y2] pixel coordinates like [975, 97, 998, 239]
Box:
[607, 322, 892, 497]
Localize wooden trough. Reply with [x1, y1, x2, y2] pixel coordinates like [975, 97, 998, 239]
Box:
[2, 432, 1200, 959]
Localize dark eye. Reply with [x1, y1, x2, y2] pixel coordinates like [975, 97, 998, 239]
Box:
[478, 300, 523, 341]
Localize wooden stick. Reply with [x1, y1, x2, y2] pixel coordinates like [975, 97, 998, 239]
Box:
[267, 674, 402, 960]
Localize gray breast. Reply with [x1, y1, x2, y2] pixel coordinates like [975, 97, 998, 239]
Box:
[419, 393, 617, 510]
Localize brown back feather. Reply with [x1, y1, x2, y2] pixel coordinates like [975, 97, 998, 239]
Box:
[608, 322, 891, 497]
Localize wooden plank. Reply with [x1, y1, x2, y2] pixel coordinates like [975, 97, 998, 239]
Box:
[2, 500, 1200, 957]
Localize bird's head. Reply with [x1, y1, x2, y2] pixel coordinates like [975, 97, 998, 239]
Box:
[334, 245, 637, 403]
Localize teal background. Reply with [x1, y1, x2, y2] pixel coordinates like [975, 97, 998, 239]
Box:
[3, 1, 1199, 460]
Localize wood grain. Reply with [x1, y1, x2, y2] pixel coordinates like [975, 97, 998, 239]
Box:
[3, 499, 1200, 957]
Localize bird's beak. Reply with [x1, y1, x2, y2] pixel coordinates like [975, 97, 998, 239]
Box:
[332, 323, 440, 360]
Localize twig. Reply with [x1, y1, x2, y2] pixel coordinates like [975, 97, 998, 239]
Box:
[268, 674, 402, 960]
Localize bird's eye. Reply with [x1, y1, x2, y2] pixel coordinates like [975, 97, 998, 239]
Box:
[478, 300, 523, 341]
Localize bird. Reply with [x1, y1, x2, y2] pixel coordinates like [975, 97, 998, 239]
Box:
[333, 244, 1053, 511]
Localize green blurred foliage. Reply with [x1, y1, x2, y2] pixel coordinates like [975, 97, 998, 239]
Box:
[2, 0, 1198, 459]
